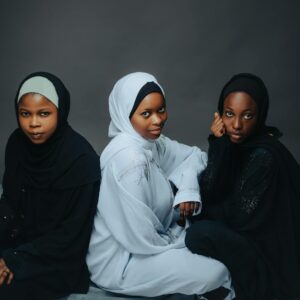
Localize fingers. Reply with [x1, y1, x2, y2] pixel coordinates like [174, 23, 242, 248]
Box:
[213, 112, 221, 120]
[180, 202, 191, 219]
[0, 268, 13, 286]
[0, 258, 13, 286]
[211, 112, 225, 137]
[189, 202, 195, 216]
[179, 202, 185, 221]
[179, 202, 199, 220]
[0, 270, 8, 286]
[7, 271, 14, 285]
[0, 261, 8, 278]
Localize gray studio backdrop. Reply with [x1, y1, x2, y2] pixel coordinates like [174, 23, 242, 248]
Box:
[0, 0, 299, 179]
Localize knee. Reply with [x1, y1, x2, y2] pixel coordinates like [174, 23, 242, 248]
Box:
[198, 259, 231, 292]
[185, 220, 217, 254]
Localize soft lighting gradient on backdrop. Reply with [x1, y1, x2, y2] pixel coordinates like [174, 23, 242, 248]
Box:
[0, 0, 299, 178]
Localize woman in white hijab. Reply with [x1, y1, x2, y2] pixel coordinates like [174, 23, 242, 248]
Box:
[87, 72, 234, 299]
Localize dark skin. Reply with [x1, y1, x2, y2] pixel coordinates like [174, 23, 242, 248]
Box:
[211, 92, 258, 142]
[177, 202, 200, 226]
[0, 258, 13, 286]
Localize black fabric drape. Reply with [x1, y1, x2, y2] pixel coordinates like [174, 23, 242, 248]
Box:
[187, 134, 300, 300]
[0, 72, 101, 299]
[186, 73, 299, 300]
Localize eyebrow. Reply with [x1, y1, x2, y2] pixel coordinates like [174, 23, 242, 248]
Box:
[141, 105, 165, 110]
[18, 106, 53, 110]
[224, 106, 255, 112]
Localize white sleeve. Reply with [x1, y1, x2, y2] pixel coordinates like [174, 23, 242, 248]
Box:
[98, 149, 176, 255]
[156, 135, 208, 208]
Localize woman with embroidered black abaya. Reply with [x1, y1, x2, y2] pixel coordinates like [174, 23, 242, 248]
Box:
[185, 73, 300, 300]
[0, 72, 101, 300]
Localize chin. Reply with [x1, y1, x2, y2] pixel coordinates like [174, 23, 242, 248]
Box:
[29, 139, 46, 145]
[229, 136, 244, 144]
[146, 134, 160, 140]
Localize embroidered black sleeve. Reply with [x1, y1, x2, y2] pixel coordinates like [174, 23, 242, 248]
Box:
[235, 148, 275, 216]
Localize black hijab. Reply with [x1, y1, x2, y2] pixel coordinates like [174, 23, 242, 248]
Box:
[4, 72, 100, 190]
[129, 81, 164, 119]
[218, 73, 281, 138]
[208, 73, 300, 298]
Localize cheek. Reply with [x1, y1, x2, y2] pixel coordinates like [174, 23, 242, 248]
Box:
[49, 114, 58, 129]
[221, 118, 230, 130]
[44, 116, 58, 135]
[50, 121, 58, 133]
[131, 118, 145, 133]
[18, 118, 27, 130]
[162, 112, 168, 123]
[246, 122, 257, 134]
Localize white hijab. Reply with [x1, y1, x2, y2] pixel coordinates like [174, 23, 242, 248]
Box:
[101, 72, 165, 168]
[108, 72, 164, 138]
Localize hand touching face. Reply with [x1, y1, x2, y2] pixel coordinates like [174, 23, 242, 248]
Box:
[210, 112, 225, 137]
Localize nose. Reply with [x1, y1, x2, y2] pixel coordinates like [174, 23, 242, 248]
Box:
[152, 113, 163, 126]
[232, 117, 242, 130]
[29, 115, 41, 127]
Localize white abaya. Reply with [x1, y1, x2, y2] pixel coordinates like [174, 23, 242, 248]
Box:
[87, 72, 234, 299]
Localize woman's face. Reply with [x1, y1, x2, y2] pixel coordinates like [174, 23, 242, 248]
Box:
[130, 92, 167, 140]
[18, 93, 58, 144]
[222, 92, 258, 144]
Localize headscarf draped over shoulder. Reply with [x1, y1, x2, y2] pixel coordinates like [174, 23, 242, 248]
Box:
[4, 72, 100, 190]
[108, 72, 164, 138]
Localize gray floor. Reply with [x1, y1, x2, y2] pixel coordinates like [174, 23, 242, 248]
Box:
[60, 285, 196, 300]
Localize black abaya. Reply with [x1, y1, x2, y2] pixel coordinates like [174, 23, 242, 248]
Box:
[0, 72, 101, 299]
[186, 134, 300, 300]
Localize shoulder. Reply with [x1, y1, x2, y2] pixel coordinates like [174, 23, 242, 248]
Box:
[248, 147, 274, 162]
[5, 129, 23, 164]
[101, 134, 151, 170]
[243, 134, 285, 166]
[6, 128, 22, 148]
[108, 145, 149, 172]
[101, 146, 150, 183]
[62, 127, 100, 173]
[64, 126, 98, 156]
[155, 134, 201, 156]
[243, 147, 275, 175]
[101, 140, 152, 183]
[56, 127, 100, 187]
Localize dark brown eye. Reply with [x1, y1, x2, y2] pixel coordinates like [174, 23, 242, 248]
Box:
[225, 111, 233, 117]
[141, 111, 150, 118]
[19, 111, 29, 117]
[244, 113, 253, 120]
[40, 111, 50, 117]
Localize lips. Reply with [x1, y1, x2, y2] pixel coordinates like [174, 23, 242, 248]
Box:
[149, 128, 162, 135]
[29, 132, 43, 139]
[229, 132, 243, 141]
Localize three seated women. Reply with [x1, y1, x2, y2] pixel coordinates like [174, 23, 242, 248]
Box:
[0, 71, 299, 300]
